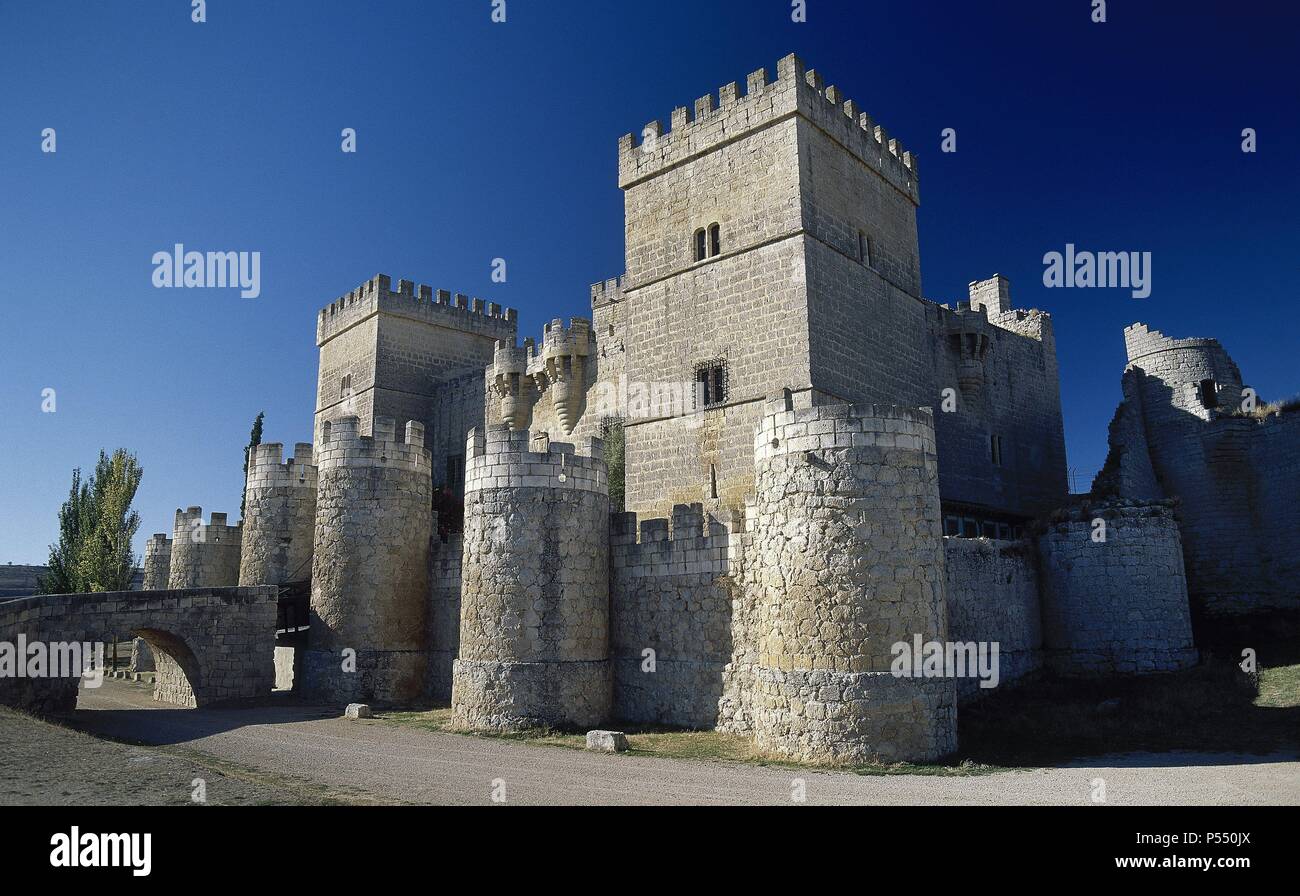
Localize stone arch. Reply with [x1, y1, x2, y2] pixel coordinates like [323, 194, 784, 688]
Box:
[131, 627, 203, 707]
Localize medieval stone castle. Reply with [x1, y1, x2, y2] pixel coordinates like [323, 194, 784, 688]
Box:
[134, 55, 1299, 763]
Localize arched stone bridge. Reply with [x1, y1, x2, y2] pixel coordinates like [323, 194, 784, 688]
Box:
[0, 586, 277, 714]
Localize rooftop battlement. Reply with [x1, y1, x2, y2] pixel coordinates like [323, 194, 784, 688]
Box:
[172, 506, 242, 538]
[464, 425, 607, 494]
[316, 415, 430, 473]
[316, 273, 517, 346]
[246, 441, 318, 489]
[590, 277, 624, 307]
[618, 53, 918, 203]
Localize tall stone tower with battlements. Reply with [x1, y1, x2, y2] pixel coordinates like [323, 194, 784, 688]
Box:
[316, 274, 517, 494]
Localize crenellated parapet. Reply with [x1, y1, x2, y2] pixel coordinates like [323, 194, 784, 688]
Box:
[618, 53, 918, 203]
[609, 503, 737, 578]
[590, 276, 624, 308]
[315, 415, 430, 475]
[239, 441, 318, 586]
[316, 273, 517, 347]
[168, 507, 243, 589]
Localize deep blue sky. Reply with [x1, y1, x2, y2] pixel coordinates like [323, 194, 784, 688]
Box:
[2, 0, 1297, 564]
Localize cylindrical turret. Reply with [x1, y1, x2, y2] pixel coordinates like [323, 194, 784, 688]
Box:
[527, 319, 592, 436]
[142, 533, 172, 590]
[167, 507, 242, 589]
[304, 416, 432, 705]
[239, 442, 318, 586]
[490, 340, 532, 431]
[745, 393, 956, 763]
[452, 425, 611, 731]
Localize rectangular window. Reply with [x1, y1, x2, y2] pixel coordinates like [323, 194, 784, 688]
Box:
[694, 360, 727, 408]
[446, 454, 465, 491]
[859, 231, 875, 267]
[990, 434, 1003, 466]
[1199, 379, 1219, 408]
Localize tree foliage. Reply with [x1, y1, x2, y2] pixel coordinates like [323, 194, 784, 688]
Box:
[240, 411, 264, 518]
[39, 449, 143, 594]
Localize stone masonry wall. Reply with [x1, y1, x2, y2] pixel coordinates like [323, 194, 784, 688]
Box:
[728, 394, 956, 763]
[943, 537, 1042, 701]
[167, 508, 242, 589]
[305, 416, 432, 705]
[0, 586, 277, 714]
[1037, 502, 1197, 675]
[609, 503, 739, 728]
[453, 426, 611, 731]
[239, 442, 317, 586]
[425, 533, 463, 703]
[142, 534, 172, 590]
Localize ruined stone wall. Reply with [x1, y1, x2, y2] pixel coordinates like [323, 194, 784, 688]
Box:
[728, 395, 956, 763]
[167, 508, 242, 589]
[305, 416, 432, 705]
[142, 534, 172, 590]
[1114, 323, 1294, 616]
[609, 503, 739, 728]
[1037, 502, 1197, 675]
[425, 533, 463, 703]
[927, 284, 1070, 519]
[943, 537, 1042, 700]
[1250, 411, 1300, 610]
[239, 442, 317, 586]
[452, 427, 611, 731]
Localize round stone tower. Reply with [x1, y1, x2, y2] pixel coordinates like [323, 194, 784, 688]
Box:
[167, 507, 242, 589]
[142, 533, 172, 590]
[452, 425, 611, 731]
[238, 442, 318, 586]
[304, 416, 432, 705]
[745, 393, 956, 763]
[1037, 501, 1197, 675]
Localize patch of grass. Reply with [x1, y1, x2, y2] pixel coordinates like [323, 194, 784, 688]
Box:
[375, 710, 1004, 775]
[958, 648, 1299, 767]
[375, 650, 1298, 775]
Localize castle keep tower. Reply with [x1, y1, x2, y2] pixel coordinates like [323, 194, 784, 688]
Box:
[452, 426, 612, 731]
[315, 273, 516, 494]
[238, 442, 318, 586]
[304, 417, 432, 704]
[167, 507, 242, 589]
[742, 394, 956, 763]
[611, 53, 927, 522]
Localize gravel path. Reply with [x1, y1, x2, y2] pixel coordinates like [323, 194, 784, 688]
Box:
[0, 700, 342, 805]
[31, 678, 1291, 806]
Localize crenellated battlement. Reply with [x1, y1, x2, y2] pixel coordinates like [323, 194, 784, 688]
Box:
[464, 424, 606, 494]
[245, 441, 318, 490]
[618, 53, 918, 203]
[590, 276, 624, 307]
[609, 503, 738, 578]
[316, 415, 430, 474]
[316, 273, 517, 346]
[172, 506, 242, 539]
[755, 392, 937, 463]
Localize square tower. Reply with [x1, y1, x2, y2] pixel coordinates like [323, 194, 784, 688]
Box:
[613, 53, 928, 519]
[315, 274, 517, 489]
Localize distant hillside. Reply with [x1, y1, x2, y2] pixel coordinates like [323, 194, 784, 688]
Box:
[0, 564, 144, 598]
